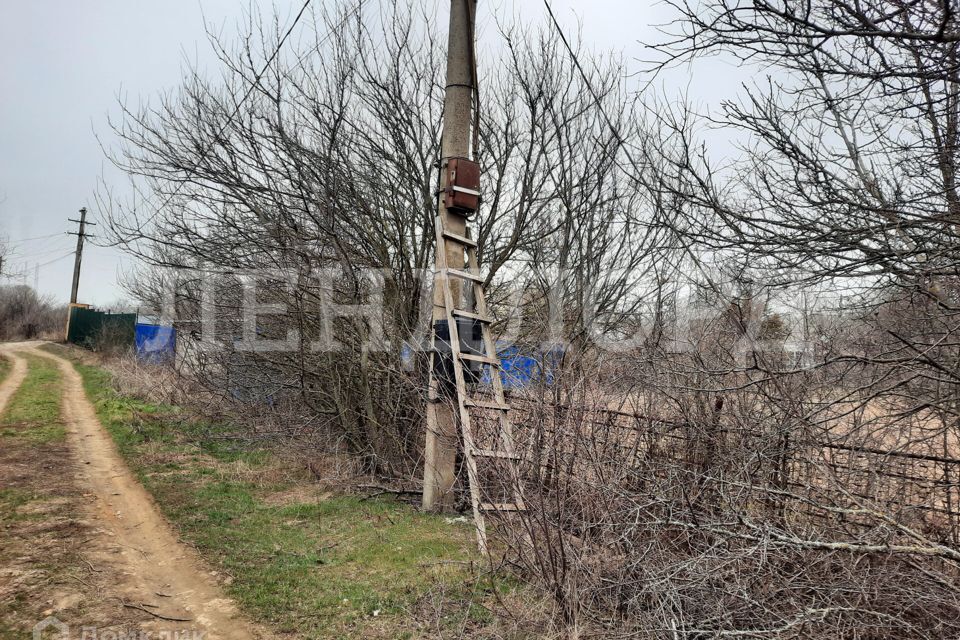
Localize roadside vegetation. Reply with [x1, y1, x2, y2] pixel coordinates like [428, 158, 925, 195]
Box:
[0, 285, 66, 341]
[41, 344, 537, 639]
[0, 355, 9, 384]
[78, 0, 960, 633]
[1, 354, 63, 444]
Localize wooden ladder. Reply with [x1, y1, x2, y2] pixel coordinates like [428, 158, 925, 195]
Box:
[430, 214, 525, 554]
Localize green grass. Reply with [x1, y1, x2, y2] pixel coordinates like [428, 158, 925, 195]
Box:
[0, 355, 10, 385]
[0, 488, 41, 525]
[44, 344, 518, 639]
[0, 354, 64, 443]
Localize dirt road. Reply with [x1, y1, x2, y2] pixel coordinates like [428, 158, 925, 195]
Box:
[1, 343, 266, 639]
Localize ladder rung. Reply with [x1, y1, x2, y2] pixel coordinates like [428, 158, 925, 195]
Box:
[452, 308, 493, 323]
[444, 268, 484, 283]
[464, 398, 510, 411]
[480, 502, 525, 512]
[459, 353, 500, 366]
[441, 230, 478, 248]
[472, 448, 521, 460]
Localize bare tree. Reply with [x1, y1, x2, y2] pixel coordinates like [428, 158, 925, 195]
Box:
[99, 1, 645, 477]
[479, 1, 960, 637]
[95, 0, 960, 635]
[0, 285, 65, 341]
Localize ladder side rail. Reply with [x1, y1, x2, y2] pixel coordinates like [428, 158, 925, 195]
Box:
[466, 244, 518, 453]
[433, 215, 489, 553]
[465, 242, 525, 510]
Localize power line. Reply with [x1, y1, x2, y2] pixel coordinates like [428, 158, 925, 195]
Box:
[8, 245, 73, 263]
[465, 0, 481, 161]
[541, 0, 643, 178]
[6, 232, 64, 243]
[2, 234, 72, 264]
[0, 250, 74, 282]
[36, 251, 76, 269]
[115, 0, 367, 244]
[7, 235, 74, 257]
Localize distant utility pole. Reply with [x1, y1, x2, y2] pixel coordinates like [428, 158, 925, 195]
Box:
[422, 0, 479, 512]
[67, 207, 95, 304]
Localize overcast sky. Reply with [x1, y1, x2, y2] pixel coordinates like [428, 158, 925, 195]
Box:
[0, 0, 739, 306]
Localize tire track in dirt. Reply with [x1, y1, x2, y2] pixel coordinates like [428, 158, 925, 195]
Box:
[28, 344, 268, 640]
[0, 347, 28, 415]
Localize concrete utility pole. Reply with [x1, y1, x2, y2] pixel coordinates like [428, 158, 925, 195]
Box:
[423, 0, 479, 512]
[68, 207, 94, 304]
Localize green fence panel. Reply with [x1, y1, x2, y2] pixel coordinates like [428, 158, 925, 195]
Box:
[66, 307, 136, 350]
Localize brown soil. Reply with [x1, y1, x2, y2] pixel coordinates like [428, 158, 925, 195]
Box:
[0, 343, 270, 639]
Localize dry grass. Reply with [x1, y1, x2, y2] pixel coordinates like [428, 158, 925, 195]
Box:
[48, 343, 554, 639]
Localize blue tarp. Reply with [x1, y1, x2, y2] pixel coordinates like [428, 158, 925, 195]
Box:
[484, 344, 562, 389]
[135, 324, 176, 364]
[403, 341, 562, 389]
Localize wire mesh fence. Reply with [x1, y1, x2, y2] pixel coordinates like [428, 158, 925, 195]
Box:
[497, 395, 960, 545]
